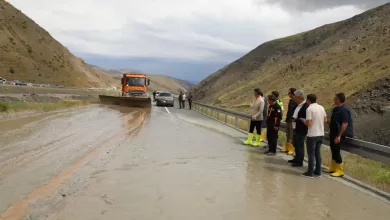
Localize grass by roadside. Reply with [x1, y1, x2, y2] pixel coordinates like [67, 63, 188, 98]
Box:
[198, 106, 390, 193]
[0, 99, 98, 114]
[274, 132, 390, 192]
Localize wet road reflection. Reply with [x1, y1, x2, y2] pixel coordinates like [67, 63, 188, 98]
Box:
[0, 104, 389, 220]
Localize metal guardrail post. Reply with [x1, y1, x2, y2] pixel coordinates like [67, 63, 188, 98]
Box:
[191, 101, 390, 164]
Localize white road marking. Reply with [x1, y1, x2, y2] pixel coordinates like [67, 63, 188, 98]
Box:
[165, 107, 171, 114]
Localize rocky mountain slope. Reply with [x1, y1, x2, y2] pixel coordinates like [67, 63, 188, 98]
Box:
[92, 66, 194, 95]
[191, 3, 390, 145]
[0, 0, 115, 87]
[347, 77, 390, 145]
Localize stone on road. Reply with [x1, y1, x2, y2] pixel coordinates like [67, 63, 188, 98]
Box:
[0, 104, 389, 220]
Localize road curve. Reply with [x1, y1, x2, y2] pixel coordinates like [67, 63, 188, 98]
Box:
[0, 104, 389, 220]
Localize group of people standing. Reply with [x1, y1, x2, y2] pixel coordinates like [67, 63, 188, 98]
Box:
[244, 88, 354, 178]
[179, 92, 193, 110]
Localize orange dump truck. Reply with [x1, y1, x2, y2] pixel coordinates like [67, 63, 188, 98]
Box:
[99, 73, 152, 108]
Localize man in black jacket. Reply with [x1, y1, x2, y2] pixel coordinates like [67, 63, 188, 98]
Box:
[265, 94, 282, 155]
[289, 90, 309, 167]
[283, 88, 298, 154]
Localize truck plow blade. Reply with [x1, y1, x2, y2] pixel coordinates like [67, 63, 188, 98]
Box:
[99, 95, 151, 108]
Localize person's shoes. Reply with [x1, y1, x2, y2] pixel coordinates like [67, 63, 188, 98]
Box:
[314, 173, 322, 178]
[251, 134, 261, 147]
[259, 129, 266, 142]
[288, 159, 296, 164]
[323, 160, 337, 173]
[330, 163, 344, 177]
[287, 143, 295, 155]
[301, 172, 314, 179]
[243, 133, 254, 145]
[291, 163, 303, 167]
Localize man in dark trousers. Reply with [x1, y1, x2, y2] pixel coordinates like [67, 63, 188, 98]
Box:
[188, 92, 193, 110]
[326, 93, 354, 177]
[265, 94, 282, 155]
[289, 90, 309, 167]
[301, 94, 327, 178]
[178, 92, 183, 109]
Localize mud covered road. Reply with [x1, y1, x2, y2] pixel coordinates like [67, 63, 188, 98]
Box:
[0, 104, 389, 220]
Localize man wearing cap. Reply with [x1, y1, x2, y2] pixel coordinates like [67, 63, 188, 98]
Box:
[265, 94, 282, 155]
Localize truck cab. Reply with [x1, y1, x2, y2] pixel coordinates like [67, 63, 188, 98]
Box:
[121, 73, 150, 97]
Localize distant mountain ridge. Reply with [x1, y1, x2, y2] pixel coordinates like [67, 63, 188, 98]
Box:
[0, 0, 115, 87]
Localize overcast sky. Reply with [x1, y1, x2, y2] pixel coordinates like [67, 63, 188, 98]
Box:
[7, 0, 389, 81]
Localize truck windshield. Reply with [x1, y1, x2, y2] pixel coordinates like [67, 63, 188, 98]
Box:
[126, 77, 145, 86]
[159, 93, 171, 97]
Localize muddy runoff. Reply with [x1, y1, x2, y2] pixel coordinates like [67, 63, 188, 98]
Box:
[0, 105, 149, 220]
[0, 104, 390, 220]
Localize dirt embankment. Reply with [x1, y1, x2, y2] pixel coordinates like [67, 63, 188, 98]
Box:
[0, 93, 97, 103]
[0, 85, 110, 119]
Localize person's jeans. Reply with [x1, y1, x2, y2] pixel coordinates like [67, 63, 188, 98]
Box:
[306, 136, 323, 175]
[293, 131, 306, 164]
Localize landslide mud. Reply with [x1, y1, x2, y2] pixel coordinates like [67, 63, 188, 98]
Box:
[0, 105, 149, 220]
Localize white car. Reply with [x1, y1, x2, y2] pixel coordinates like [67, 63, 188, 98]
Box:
[0, 77, 6, 84]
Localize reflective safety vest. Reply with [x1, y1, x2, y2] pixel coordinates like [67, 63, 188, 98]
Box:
[276, 99, 284, 111]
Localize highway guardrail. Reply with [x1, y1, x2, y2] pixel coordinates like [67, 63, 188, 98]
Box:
[192, 101, 390, 164]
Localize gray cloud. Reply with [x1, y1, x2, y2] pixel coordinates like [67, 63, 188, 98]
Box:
[261, 0, 389, 12]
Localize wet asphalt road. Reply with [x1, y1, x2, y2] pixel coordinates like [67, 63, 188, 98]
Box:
[0, 103, 389, 220]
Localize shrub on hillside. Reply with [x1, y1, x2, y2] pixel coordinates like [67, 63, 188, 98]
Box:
[0, 102, 9, 112]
